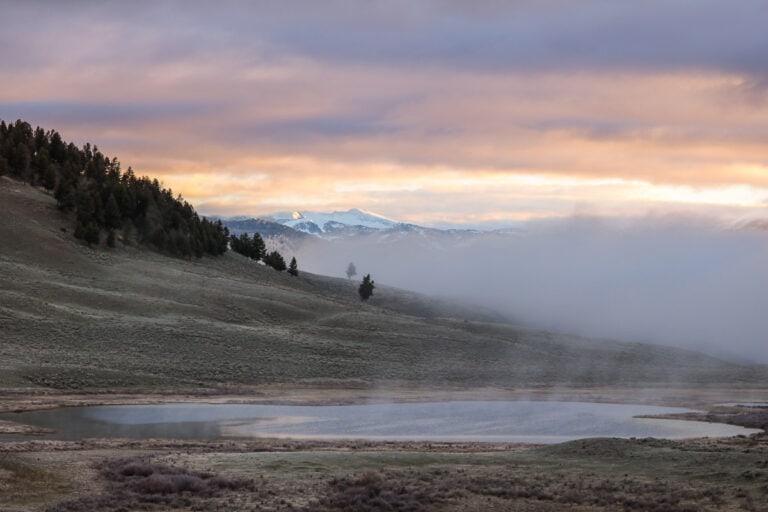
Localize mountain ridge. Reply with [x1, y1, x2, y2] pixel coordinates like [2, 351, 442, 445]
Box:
[216, 208, 485, 240]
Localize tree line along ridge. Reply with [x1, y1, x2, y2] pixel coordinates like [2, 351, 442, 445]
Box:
[0, 119, 345, 281]
[0, 119, 230, 257]
[228, 231, 298, 275]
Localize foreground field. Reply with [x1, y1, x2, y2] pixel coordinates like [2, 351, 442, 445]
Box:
[2, 433, 768, 512]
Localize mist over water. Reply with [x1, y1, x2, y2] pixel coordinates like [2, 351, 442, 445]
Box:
[292, 216, 768, 363]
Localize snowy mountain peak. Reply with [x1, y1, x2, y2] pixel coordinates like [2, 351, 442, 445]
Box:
[263, 208, 400, 237]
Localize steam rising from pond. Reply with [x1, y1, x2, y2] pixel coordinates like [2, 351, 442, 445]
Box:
[292, 215, 768, 363]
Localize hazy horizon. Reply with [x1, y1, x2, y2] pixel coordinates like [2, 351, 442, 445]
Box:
[282, 213, 768, 364]
[215, 203, 768, 232]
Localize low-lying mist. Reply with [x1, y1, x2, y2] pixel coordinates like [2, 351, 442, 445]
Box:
[291, 215, 768, 364]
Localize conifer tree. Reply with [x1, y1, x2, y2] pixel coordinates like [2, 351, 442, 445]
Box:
[83, 222, 100, 245]
[346, 262, 357, 279]
[13, 143, 31, 180]
[358, 274, 375, 301]
[229, 232, 266, 261]
[263, 250, 287, 271]
[288, 257, 298, 276]
[252, 232, 266, 260]
[104, 193, 122, 229]
[54, 179, 76, 211]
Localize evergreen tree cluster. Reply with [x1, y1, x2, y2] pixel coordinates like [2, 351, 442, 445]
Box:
[262, 250, 287, 272]
[0, 119, 228, 257]
[229, 232, 265, 260]
[229, 231, 298, 276]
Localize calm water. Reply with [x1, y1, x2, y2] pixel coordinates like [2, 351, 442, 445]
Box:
[0, 401, 761, 443]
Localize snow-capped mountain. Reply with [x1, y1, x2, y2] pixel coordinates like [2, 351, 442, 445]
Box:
[215, 209, 519, 271]
[217, 208, 501, 245]
[265, 208, 404, 238]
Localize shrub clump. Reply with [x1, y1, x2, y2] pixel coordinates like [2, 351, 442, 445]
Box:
[47, 456, 256, 512]
[304, 470, 446, 511]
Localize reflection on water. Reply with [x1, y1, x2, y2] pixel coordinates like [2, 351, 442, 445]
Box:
[0, 401, 761, 443]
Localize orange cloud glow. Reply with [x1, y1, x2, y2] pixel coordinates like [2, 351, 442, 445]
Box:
[3, 3, 767, 227]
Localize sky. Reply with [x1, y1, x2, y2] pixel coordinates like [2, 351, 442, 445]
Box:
[2, 0, 768, 228]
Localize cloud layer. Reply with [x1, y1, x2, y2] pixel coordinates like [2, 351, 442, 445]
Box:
[1, 1, 768, 224]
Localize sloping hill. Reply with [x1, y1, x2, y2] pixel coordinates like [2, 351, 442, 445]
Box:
[1, 176, 766, 391]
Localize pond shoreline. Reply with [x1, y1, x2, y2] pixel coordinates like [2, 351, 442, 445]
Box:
[2, 387, 768, 512]
[1, 385, 766, 446]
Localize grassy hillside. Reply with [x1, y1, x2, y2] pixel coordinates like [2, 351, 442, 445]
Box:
[1, 176, 766, 392]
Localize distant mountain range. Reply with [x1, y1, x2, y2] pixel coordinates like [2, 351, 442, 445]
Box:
[216, 208, 487, 242]
[213, 209, 527, 267]
[269, 208, 400, 235]
[220, 216, 312, 239]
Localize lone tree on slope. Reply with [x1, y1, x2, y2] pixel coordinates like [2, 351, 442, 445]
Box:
[346, 262, 357, 279]
[288, 256, 298, 276]
[358, 274, 375, 301]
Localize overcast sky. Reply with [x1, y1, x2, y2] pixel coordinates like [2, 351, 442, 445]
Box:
[2, 0, 767, 227]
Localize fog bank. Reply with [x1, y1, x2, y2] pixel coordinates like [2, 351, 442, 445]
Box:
[291, 216, 768, 363]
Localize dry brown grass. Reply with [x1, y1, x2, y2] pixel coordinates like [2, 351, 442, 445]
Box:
[0, 457, 73, 510]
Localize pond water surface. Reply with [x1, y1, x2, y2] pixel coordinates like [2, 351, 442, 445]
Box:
[0, 401, 761, 444]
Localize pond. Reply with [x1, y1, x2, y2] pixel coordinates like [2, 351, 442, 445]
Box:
[0, 401, 761, 443]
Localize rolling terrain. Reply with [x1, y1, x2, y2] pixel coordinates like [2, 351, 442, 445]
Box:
[3, 176, 768, 512]
[1, 176, 766, 393]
